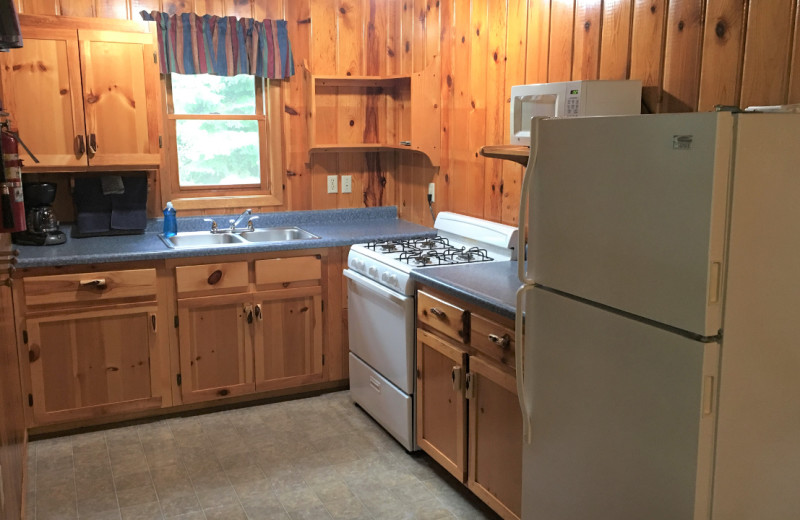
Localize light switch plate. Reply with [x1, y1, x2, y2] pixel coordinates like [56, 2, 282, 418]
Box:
[341, 175, 352, 194]
[428, 182, 435, 203]
[327, 175, 338, 194]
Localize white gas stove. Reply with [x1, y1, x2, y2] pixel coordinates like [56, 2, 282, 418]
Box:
[347, 212, 519, 296]
[345, 212, 518, 451]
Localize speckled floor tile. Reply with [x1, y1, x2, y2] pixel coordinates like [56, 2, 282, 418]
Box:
[28, 391, 500, 520]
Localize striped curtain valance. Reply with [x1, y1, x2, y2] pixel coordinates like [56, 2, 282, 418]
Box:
[140, 11, 294, 79]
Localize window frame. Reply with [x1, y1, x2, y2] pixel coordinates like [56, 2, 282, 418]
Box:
[161, 74, 284, 211]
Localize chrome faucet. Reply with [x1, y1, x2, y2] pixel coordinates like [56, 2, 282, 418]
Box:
[229, 209, 258, 232]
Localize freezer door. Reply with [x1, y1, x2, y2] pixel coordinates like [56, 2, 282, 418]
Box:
[521, 286, 718, 520]
[527, 113, 732, 336]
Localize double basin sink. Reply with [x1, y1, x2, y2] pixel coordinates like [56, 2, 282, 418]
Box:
[160, 227, 320, 249]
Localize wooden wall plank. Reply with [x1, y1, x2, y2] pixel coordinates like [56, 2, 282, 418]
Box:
[193, 0, 225, 16]
[572, 0, 602, 80]
[253, 0, 283, 19]
[599, 0, 633, 80]
[19, 0, 59, 15]
[789, 2, 800, 103]
[697, 0, 745, 110]
[448, 0, 471, 216]
[483, 0, 507, 221]
[630, 0, 668, 112]
[285, 0, 312, 210]
[223, 0, 252, 17]
[740, 0, 795, 107]
[96, 0, 130, 18]
[130, 0, 159, 17]
[548, 0, 574, 82]
[60, 0, 96, 17]
[435, 0, 453, 221]
[466, 0, 488, 218]
[502, 0, 527, 225]
[525, 0, 550, 83]
[161, 0, 192, 15]
[661, 0, 704, 112]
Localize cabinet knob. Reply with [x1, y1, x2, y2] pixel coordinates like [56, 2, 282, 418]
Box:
[207, 270, 223, 285]
[254, 304, 262, 321]
[80, 278, 107, 290]
[488, 333, 511, 349]
[88, 133, 98, 155]
[217, 388, 230, 397]
[451, 365, 463, 392]
[29, 344, 41, 363]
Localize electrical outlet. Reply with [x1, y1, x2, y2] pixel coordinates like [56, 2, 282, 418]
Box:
[327, 175, 338, 194]
[428, 182, 435, 203]
[341, 175, 352, 194]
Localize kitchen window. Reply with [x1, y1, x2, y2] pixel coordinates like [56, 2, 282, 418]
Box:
[164, 73, 284, 210]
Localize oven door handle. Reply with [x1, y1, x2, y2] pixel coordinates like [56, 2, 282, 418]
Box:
[343, 269, 410, 305]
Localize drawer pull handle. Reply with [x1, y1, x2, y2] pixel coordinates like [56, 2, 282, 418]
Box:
[217, 388, 230, 396]
[488, 333, 511, 349]
[76, 135, 85, 156]
[88, 133, 98, 155]
[207, 270, 223, 285]
[150, 314, 157, 333]
[430, 307, 446, 319]
[243, 304, 254, 324]
[254, 304, 262, 321]
[29, 344, 41, 363]
[80, 278, 107, 290]
[465, 372, 475, 400]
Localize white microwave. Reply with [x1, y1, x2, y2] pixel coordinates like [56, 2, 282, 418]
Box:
[510, 79, 642, 145]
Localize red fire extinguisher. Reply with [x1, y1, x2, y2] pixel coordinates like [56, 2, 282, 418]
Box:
[1, 120, 27, 233]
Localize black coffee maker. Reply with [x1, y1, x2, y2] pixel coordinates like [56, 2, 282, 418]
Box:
[12, 182, 66, 245]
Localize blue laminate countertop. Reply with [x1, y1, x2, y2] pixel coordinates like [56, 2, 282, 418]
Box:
[15, 207, 435, 268]
[410, 260, 521, 320]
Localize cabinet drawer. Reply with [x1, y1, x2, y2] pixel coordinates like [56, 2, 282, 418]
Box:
[255, 256, 321, 288]
[470, 313, 516, 369]
[175, 262, 249, 296]
[417, 290, 469, 343]
[24, 268, 157, 306]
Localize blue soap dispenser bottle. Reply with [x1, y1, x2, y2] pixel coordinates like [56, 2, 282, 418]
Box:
[163, 201, 177, 237]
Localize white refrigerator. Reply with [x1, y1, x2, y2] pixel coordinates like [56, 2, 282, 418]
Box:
[515, 112, 800, 520]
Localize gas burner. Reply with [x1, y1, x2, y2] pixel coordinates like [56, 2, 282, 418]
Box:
[399, 250, 447, 266]
[366, 239, 413, 253]
[445, 247, 493, 264]
[410, 236, 451, 250]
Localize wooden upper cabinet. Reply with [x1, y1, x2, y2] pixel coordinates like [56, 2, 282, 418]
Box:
[0, 27, 86, 168]
[0, 16, 161, 170]
[77, 29, 160, 168]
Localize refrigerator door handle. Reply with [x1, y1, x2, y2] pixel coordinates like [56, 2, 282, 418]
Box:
[516, 286, 533, 444]
[518, 117, 544, 285]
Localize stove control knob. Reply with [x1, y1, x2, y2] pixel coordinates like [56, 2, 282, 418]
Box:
[388, 275, 398, 285]
[381, 273, 389, 282]
[368, 266, 378, 277]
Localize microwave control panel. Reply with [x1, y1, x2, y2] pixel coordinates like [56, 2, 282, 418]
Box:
[565, 88, 581, 117]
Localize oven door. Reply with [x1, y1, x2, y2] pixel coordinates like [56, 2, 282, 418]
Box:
[344, 269, 414, 394]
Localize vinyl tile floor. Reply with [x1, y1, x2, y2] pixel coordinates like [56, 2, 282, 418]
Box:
[26, 391, 501, 520]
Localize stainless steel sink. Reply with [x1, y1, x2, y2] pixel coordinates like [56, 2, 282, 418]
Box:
[160, 227, 319, 249]
[160, 231, 246, 249]
[238, 227, 320, 242]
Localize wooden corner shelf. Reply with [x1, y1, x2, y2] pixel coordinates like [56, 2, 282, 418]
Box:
[305, 57, 441, 167]
[479, 145, 530, 166]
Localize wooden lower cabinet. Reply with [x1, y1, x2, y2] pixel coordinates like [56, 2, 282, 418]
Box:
[467, 356, 523, 520]
[416, 287, 522, 520]
[176, 294, 255, 403]
[416, 328, 467, 480]
[254, 288, 323, 392]
[25, 305, 165, 424]
[174, 254, 326, 404]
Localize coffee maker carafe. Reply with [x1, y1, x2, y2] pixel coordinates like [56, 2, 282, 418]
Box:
[12, 182, 66, 245]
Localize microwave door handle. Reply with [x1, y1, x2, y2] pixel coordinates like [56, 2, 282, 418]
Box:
[518, 116, 544, 285]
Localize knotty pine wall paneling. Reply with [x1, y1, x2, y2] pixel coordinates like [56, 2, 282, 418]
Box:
[10, 0, 800, 227]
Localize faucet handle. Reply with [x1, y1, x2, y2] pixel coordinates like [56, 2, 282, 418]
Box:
[203, 218, 218, 232]
[247, 216, 259, 231]
[229, 219, 236, 231]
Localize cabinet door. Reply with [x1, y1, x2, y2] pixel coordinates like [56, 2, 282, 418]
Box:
[78, 29, 160, 167]
[253, 287, 324, 392]
[0, 27, 87, 168]
[467, 356, 522, 520]
[416, 328, 468, 481]
[25, 305, 162, 425]
[177, 294, 255, 403]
